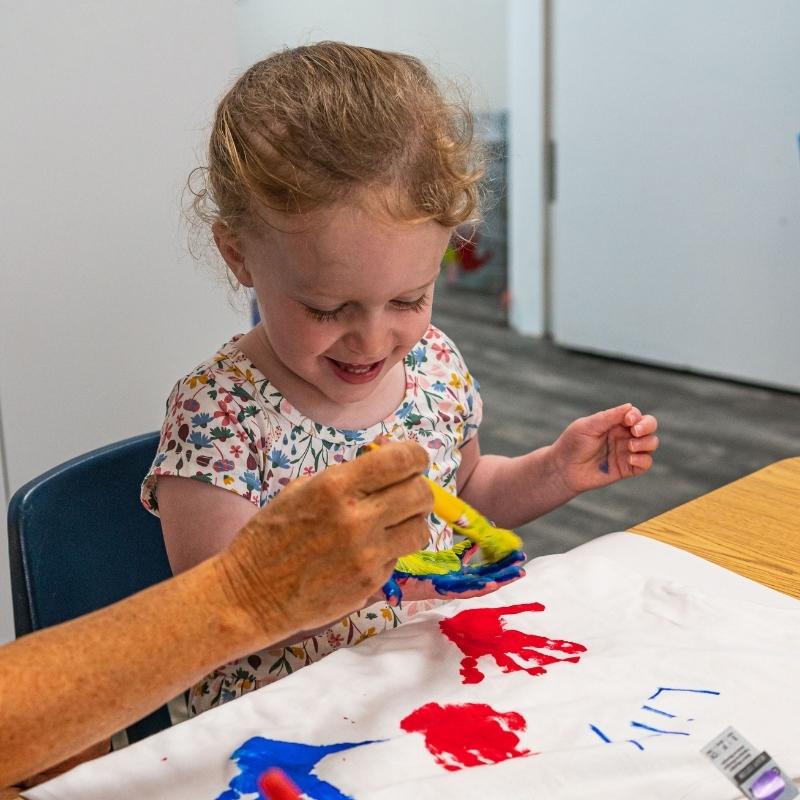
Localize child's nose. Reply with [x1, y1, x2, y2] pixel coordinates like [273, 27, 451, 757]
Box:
[342, 314, 389, 358]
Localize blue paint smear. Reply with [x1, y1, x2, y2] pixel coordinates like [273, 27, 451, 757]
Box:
[217, 736, 379, 800]
[384, 550, 526, 604]
[627, 739, 645, 751]
[382, 577, 403, 606]
[591, 725, 644, 752]
[599, 435, 610, 473]
[589, 724, 612, 743]
[630, 720, 690, 736]
[640, 704, 676, 718]
[647, 687, 720, 701]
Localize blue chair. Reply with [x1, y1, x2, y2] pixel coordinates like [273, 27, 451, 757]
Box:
[7, 431, 174, 743]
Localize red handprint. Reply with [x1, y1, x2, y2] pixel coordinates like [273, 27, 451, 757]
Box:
[439, 602, 587, 684]
[401, 702, 532, 771]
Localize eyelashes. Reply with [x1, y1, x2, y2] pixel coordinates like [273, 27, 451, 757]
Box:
[303, 295, 429, 322]
[391, 296, 428, 314]
[303, 306, 341, 322]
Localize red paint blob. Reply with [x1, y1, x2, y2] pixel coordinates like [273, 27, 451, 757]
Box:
[401, 702, 531, 771]
[439, 602, 587, 683]
[258, 768, 301, 800]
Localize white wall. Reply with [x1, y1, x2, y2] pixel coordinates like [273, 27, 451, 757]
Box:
[0, 2, 246, 642]
[235, 0, 508, 112]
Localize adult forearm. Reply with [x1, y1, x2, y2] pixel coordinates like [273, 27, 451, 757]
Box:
[458, 447, 577, 529]
[0, 440, 433, 789]
[0, 555, 277, 788]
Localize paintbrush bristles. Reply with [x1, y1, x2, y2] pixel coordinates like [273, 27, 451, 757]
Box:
[426, 478, 523, 563]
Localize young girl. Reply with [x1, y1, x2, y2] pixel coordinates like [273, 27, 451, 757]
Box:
[142, 42, 658, 716]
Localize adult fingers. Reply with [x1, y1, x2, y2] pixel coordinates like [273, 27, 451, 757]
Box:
[366, 474, 434, 527]
[337, 441, 429, 495]
[382, 514, 430, 558]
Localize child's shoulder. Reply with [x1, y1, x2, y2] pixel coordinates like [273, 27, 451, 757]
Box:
[413, 324, 471, 372]
[170, 335, 260, 393]
[164, 335, 280, 426]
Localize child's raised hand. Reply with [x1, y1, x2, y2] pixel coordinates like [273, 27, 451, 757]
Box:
[551, 403, 658, 493]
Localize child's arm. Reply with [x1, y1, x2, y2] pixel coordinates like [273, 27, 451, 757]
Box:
[457, 403, 659, 530]
[157, 476, 256, 574]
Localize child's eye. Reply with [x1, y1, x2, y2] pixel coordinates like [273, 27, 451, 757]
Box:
[303, 305, 343, 322]
[390, 296, 428, 312]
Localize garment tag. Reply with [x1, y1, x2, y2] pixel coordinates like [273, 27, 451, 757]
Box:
[702, 726, 797, 800]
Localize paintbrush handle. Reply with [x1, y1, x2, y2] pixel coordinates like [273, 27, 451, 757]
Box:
[424, 476, 476, 527]
[363, 441, 485, 530]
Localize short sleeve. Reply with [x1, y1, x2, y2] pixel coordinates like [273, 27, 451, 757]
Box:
[450, 339, 483, 446]
[141, 367, 264, 515]
[427, 326, 482, 447]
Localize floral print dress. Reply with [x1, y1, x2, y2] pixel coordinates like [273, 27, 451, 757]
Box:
[141, 324, 482, 716]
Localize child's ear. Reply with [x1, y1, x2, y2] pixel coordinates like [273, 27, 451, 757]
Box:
[212, 222, 254, 288]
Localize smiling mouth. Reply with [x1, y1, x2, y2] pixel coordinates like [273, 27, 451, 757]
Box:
[332, 360, 378, 374]
[326, 357, 386, 384]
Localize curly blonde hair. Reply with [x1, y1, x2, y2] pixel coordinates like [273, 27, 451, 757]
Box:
[191, 41, 484, 234]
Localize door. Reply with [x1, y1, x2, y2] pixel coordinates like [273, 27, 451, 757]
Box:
[551, 1, 800, 390]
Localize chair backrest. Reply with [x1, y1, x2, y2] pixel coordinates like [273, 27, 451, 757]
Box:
[7, 431, 173, 742]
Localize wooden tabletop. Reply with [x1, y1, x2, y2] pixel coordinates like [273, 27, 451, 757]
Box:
[630, 456, 800, 600]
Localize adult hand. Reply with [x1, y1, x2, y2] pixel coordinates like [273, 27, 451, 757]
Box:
[550, 403, 659, 494]
[217, 441, 433, 640]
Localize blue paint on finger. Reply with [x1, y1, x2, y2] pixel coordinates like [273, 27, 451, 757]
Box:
[385, 550, 527, 603]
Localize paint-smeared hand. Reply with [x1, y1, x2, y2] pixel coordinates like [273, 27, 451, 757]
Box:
[382, 545, 526, 606]
[550, 403, 659, 493]
[217, 441, 432, 641]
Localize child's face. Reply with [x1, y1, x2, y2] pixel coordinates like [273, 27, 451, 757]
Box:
[217, 199, 451, 408]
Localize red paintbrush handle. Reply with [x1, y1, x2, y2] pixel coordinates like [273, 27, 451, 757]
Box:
[258, 768, 302, 800]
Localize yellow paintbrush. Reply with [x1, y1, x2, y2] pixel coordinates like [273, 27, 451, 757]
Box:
[365, 442, 523, 565]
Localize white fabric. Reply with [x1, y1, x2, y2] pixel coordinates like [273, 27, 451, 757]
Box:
[574, 531, 800, 609]
[27, 534, 800, 800]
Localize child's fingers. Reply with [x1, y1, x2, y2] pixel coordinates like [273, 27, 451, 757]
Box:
[628, 434, 659, 453]
[623, 405, 642, 427]
[579, 403, 632, 435]
[627, 452, 653, 473]
[630, 414, 658, 437]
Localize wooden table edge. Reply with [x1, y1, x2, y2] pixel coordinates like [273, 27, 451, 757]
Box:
[629, 456, 800, 600]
